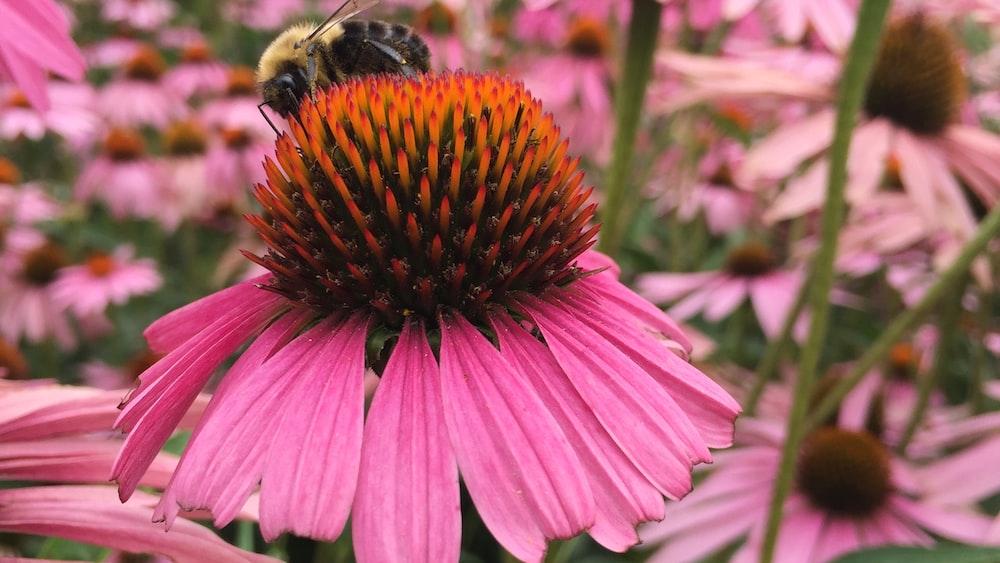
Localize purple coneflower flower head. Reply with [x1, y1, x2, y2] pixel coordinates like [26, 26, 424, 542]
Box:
[99, 45, 187, 128]
[76, 127, 170, 224]
[163, 41, 230, 100]
[0, 240, 76, 349]
[112, 71, 740, 563]
[51, 245, 163, 318]
[99, 0, 176, 30]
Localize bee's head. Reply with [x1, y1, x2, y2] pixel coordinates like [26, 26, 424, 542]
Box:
[260, 65, 309, 117]
[257, 23, 316, 117]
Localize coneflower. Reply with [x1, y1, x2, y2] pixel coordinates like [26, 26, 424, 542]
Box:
[112, 71, 739, 563]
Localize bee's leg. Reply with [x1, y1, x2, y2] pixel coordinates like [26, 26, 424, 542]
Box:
[305, 42, 320, 97]
[258, 101, 281, 136]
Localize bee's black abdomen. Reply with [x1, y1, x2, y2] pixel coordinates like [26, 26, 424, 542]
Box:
[330, 20, 431, 79]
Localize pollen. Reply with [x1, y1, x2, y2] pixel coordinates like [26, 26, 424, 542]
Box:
[414, 1, 457, 36]
[864, 14, 965, 135]
[796, 427, 893, 517]
[103, 128, 147, 162]
[85, 251, 117, 277]
[0, 336, 28, 380]
[226, 66, 259, 97]
[248, 71, 598, 329]
[723, 242, 776, 278]
[123, 45, 167, 81]
[163, 120, 208, 156]
[566, 17, 611, 58]
[180, 41, 214, 63]
[20, 241, 69, 286]
[0, 157, 21, 185]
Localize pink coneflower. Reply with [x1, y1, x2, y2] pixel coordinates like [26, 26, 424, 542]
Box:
[640, 375, 1000, 562]
[158, 119, 212, 228]
[515, 16, 614, 162]
[99, 45, 187, 128]
[722, 0, 858, 52]
[100, 0, 176, 30]
[51, 245, 162, 319]
[83, 34, 144, 69]
[76, 127, 170, 224]
[0, 240, 76, 349]
[223, 0, 306, 30]
[0, 0, 86, 112]
[112, 71, 740, 562]
[411, 2, 469, 71]
[0, 81, 101, 149]
[163, 40, 230, 100]
[201, 66, 279, 140]
[637, 241, 806, 340]
[0, 159, 61, 225]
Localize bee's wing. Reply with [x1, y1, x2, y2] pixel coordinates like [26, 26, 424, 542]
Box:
[296, 0, 380, 48]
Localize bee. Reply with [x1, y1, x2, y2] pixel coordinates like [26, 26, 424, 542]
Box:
[256, 0, 432, 121]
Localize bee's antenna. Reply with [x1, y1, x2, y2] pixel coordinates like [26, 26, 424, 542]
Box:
[294, 0, 380, 49]
[258, 102, 281, 136]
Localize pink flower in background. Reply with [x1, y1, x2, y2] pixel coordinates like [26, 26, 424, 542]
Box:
[51, 245, 162, 318]
[224, 0, 306, 30]
[99, 45, 187, 128]
[637, 242, 806, 340]
[0, 81, 101, 149]
[75, 128, 170, 224]
[158, 119, 213, 227]
[0, 240, 76, 349]
[515, 15, 614, 162]
[640, 376, 1000, 563]
[112, 73, 740, 563]
[0, 0, 86, 112]
[163, 40, 230, 99]
[83, 34, 144, 69]
[100, 0, 176, 30]
[722, 0, 858, 52]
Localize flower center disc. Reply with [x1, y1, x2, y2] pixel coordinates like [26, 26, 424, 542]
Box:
[248, 71, 599, 330]
[796, 427, 892, 517]
[863, 14, 965, 135]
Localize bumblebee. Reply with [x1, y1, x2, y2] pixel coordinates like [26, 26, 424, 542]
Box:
[256, 0, 431, 119]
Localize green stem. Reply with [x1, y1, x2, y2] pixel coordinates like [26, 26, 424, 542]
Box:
[895, 271, 967, 453]
[805, 202, 1000, 430]
[758, 3, 890, 562]
[597, 0, 662, 257]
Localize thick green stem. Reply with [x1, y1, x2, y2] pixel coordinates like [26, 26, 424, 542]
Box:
[597, 0, 662, 257]
[758, 3, 890, 562]
[806, 203, 1000, 430]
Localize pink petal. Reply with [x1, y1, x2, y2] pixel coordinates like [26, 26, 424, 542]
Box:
[748, 272, 803, 339]
[258, 314, 369, 541]
[438, 313, 595, 563]
[491, 311, 664, 552]
[702, 277, 749, 322]
[517, 291, 715, 499]
[916, 436, 1000, 505]
[155, 310, 312, 527]
[352, 321, 460, 563]
[804, 0, 855, 52]
[571, 280, 741, 447]
[0, 486, 277, 563]
[113, 288, 284, 501]
[634, 271, 720, 304]
[738, 108, 836, 189]
[0, 438, 177, 490]
[890, 496, 994, 545]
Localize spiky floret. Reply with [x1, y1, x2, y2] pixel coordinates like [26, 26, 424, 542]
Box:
[246, 71, 599, 329]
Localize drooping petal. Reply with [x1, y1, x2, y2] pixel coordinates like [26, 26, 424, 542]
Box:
[438, 313, 595, 563]
[0, 438, 177, 489]
[353, 321, 460, 563]
[257, 314, 368, 541]
[112, 288, 285, 501]
[0, 486, 277, 563]
[491, 311, 663, 552]
[155, 310, 313, 527]
[554, 282, 740, 448]
[517, 291, 716, 499]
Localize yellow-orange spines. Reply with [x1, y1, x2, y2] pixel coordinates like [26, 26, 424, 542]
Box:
[248, 71, 599, 329]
